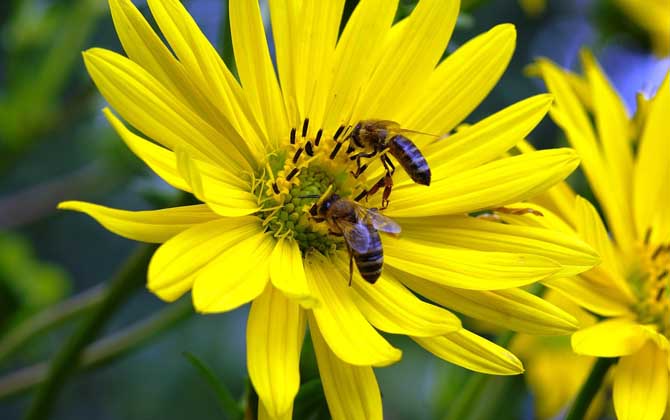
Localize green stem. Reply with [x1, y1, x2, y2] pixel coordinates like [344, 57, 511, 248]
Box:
[23, 244, 156, 420]
[0, 295, 192, 400]
[0, 284, 106, 363]
[565, 357, 616, 420]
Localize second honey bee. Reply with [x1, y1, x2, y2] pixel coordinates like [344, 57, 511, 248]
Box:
[347, 120, 433, 208]
[309, 193, 401, 285]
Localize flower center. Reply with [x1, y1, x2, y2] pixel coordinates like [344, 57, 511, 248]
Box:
[254, 119, 375, 255]
[632, 238, 670, 333]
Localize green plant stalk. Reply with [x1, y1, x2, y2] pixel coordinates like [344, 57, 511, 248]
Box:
[0, 297, 193, 400]
[23, 244, 156, 420]
[183, 352, 244, 419]
[565, 357, 616, 420]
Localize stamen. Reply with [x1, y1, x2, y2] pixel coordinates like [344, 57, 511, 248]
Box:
[652, 244, 665, 260]
[657, 286, 665, 301]
[659, 270, 669, 281]
[272, 182, 280, 194]
[644, 228, 652, 245]
[333, 125, 345, 141]
[302, 118, 309, 137]
[290, 128, 296, 145]
[346, 144, 356, 154]
[354, 190, 368, 202]
[292, 147, 303, 163]
[315, 129, 323, 146]
[305, 141, 314, 157]
[286, 167, 300, 181]
[329, 142, 343, 160]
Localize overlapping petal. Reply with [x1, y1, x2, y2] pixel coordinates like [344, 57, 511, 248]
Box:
[571, 318, 651, 357]
[270, 238, 317, 307]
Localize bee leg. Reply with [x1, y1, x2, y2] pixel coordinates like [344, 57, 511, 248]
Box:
[350, 163, 368, 179]
[354, 189, 368, 202]
[364, 176, 387, 201]
[381, 174, 393, 210]
[381, 154, 395, 176]
[343, 241, 354, 286]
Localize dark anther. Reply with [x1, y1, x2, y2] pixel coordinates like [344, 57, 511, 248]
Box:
[354, 189, 368, 202]
[315, 129, 323, 146]
[305, 141, 314, 156]
[346, 144, 356, 154]
[286, 167, 300, 181]
[658, 270, 669, 281]
[644, 228, 652, 245]
[333, 125, 345, 141]
[302, 118, 309, 137]
[290, 128, 296, 144]
[272, 182, 280, 194]
[292, 147, 303, 163]
[329, 142, 343, 160]
[657, 286, 666, 301]
[652, 244, 665, 260]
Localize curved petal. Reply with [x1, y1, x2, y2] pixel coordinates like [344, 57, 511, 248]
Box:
[192, 231, 274, 313]
[248, 285, 305, 418]
[395, 213, 599, 278]
[401, 24, 517, 136]
[58, 201, 219, 243]
[385, 148, 580, 218]
[303, 253, 401, 367]
[571, 318, 650, 357]
[614, 342, 669, 420]
[414, 329, 524, 375]
[148, 216, 261, 301]
[309, 315, 383, 420]
[544, 276, 633, 317]
[331, 255, 460, 337]
[384, 235, 561, 290]
[270, 237, 318, 307]
[400, 270, 579, 335]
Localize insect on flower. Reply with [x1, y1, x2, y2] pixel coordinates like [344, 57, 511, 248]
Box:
[347, 120, 434, 208]
[307, 190, 401, 285]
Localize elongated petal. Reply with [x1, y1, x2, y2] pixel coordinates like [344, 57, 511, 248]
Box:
[614, 342, 669, 420]
[385, 148, 580, 217]
[230, 0, 288, 145]
[354, 0, 458, 119]
[395, 213, 598, 278]
[414, 329, 524, 375]
[400, 271, 578, 335]
[267, 0, 300, 125]
[309, 315, 383, 420]
[303, 253, 401, 367]
[248, 285, 305, 418]
[270, 238, 317, 307]
[330, 255, 460, 337]
[148, 217, 261, 301]
[544, 276, 633, 317]
[192, 232, 274, 313]
[571, 318, 650, 357]
[258, 402, 292, 420]
[384, 235, 561, 290]
[83, 48, 249, 174]
[58, 201, 218, 243]
[401, 24, 517, 136]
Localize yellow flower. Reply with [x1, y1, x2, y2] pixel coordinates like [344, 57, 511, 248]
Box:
[60, 0, 599, 418]
[615, 0, 670, 57]
[519, 51, 670, 420]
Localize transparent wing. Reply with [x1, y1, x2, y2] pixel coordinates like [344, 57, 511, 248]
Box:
[352, 204, 401, 234]
[396, 127, 440, 138]
[336, 219, 372, 253]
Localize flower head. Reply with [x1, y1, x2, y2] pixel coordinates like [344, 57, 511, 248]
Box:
[60, 0, 598, 417]
[525, 52, 670, 420]
[614, 0, 670, 57]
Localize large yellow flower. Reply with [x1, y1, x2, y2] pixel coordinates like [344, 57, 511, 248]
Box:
[60, 0, 599, 418]
[517, 52, 670, 420]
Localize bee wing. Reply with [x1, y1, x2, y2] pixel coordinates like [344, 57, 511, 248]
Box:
[335, 219, 373, 253]
[366, 209, 402, 234]
[396, 128, 440, 138]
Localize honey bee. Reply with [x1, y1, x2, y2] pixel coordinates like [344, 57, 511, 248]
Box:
[309, 193, 401, 285]
[348, 120, 433, 208]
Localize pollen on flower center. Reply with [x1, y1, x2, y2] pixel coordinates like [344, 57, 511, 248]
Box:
[632, 235, 670, 333]
[254, 119, 372, 255]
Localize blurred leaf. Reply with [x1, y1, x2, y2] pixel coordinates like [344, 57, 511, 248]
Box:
[183, 351, 244, 420]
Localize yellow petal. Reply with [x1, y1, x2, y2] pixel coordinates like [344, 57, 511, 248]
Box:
[401, 24, 517, 136]
[148, 216, 261, 302]
[58, 201, 219, 244]
[354, 0, 459, 120]
[384, 235, 561, 290]
[395, 213, 598, 278]
[192, 232, 274, 313]
[303, 253, 401, 367]
[83, 48, 250, 174]
[258, 401, 292, 420]
[229, 0, 288, 145]
[543, 276, 633, 317]
[400, 271, 579, 335]
[146, 0, 266, 158]
[571, 318, 650, 357]
[270, 237, 318, 307]
[414, 329, 524, 375]
[330, 255, 460, 337]
[385, 148, 580, 217]
[309, 315, 383, 420]
[248, 285, 305, 418]
[614, 341, 669, 420]
[633, 73, 670, 240]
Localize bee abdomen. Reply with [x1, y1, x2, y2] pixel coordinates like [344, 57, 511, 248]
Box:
[388, 135, 431, 186]
[355, 249, 384, 284]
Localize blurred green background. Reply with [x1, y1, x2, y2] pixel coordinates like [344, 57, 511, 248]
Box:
[1, 0, 668, 419]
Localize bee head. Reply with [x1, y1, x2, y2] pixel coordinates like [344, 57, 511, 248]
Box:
[349, 122, 363, 147]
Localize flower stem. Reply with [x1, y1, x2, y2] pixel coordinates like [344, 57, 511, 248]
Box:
[565, 357, 616, 420]
[23, 244, 156, 420]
